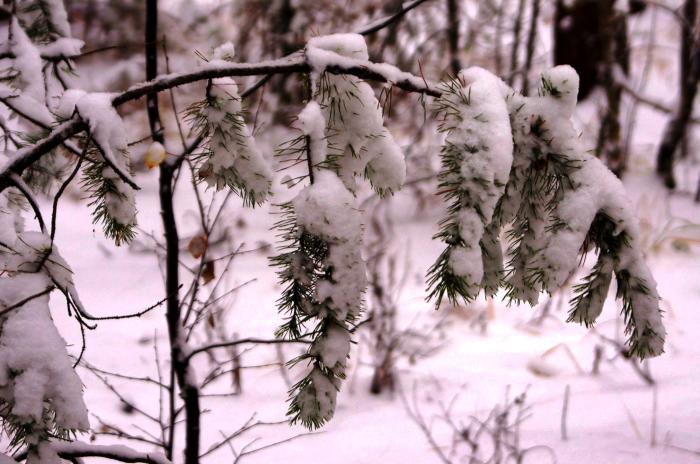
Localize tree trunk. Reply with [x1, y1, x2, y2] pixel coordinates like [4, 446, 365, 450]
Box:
[656, 0, 699, 189]
[521, 0, 540, 96]
[509, 0, 526, 87]
[595, 0, 625, 176]
[446, 0, 460, 75]
[145, 1, 201, 462]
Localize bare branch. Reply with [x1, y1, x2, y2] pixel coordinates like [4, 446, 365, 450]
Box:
[186, 338, 310, 363]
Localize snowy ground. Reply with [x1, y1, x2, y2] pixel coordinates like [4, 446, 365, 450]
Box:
[38, 161, 699, 463]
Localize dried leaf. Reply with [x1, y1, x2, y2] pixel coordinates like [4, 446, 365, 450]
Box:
[202, 260, 215, 284]
[188, 234, 208, 259]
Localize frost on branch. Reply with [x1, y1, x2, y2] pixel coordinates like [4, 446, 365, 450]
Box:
[186, 43, 273, 206]
[426, 67, 513, 303]
[0, 208, 89, 449]
[306, 33, 406, 195]
[428, 66, 665, 358]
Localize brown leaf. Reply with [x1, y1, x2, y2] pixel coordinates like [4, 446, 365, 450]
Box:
[202, 260, 215, 285]
[188, 234, 208, 259]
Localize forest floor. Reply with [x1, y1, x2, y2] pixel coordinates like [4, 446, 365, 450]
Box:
[45, 162, 700, 464]
[32, 5, 700, 461]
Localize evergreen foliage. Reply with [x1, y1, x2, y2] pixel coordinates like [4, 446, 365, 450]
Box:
[427, 66, 665, 358]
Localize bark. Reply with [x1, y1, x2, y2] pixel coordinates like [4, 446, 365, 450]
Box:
[447, 0, 460, 75]
[656, 0, 699, 189]
[521, 0, 541, 96]
[145, 1, 200, 462]
[509, 0, 526, 87]
[595, 0, 626, 176]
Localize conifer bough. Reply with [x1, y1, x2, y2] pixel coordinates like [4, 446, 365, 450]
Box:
[0, 5, 665, 459]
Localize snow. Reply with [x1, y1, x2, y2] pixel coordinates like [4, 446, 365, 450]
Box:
[509, 66, 665, 356]
[198, 78, 273, 202]
[0, 85, 54, 128]
[0, 271, 89, 445]
[73, 92, 130, 174]
[293, 170, 365, 322]
[26, 443, 61, 464]
[305, 34, 407, 195]
[296, 101, 326, 165]
[0, 3, 695, 462]
[55, 89, 86, 120]
[296, 367, 338, 425]
[101, 166, 138, 227]
[307, 33, 370, 63]
[305, 35, 433, 94]
[57, 90, 138, 227]
[432, 67, 513, 297]
[7, 18, 45, 103]
[310, 322, 351, 370]
[38, 38, 84, 59]
[0, 192, 23, 247]
[49, 441, 171, 464]
[8, 155, 694, 464]
[42, 0, 73, 38]
[212, 41, 236, 62]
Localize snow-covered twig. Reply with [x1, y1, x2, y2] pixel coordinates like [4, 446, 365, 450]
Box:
[8, 173, 46, 233]
[0, 285, 54, 318]
[40, 441, 171, 464]
[1, 50, 437, 193]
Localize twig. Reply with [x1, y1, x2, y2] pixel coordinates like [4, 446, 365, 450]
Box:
[0, 285, 54, 317]
[9, 173, 45, 232]
[651, 385, 658, 447]
[561, 384, 570, 441]
[186, 338, 310, 363]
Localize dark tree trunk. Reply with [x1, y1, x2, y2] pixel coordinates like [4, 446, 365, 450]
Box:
[656, 0, 699, 189]
[509, 0, 526, 87]
[521, 0, 540, 96]
[145, 1, 200, 462]
[447, 0, 460, 75]
[595, 0, 626, 176]
[553, 0, 641, 100]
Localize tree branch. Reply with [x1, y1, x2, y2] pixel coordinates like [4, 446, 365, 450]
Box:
[186, 338, 311, 363]
[50, 442, 171, 464]
[1, 47, 440, 194]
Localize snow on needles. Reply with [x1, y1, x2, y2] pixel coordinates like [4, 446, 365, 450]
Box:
[191, 45, 273, 206]
[277, 34, 411, 428]
[0, 232, 90, 447]
[428, 65, 664, 357]
[281, 100, 367, 427]
[428, 67, 513, 301]
[58, 90, 138, 232]
[7, 18, 45, 104]
[306, 33, 406, 196]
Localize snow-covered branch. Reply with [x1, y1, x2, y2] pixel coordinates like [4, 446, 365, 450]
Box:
[16, 441, 172, 464]
[1, 50, 438, 195]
